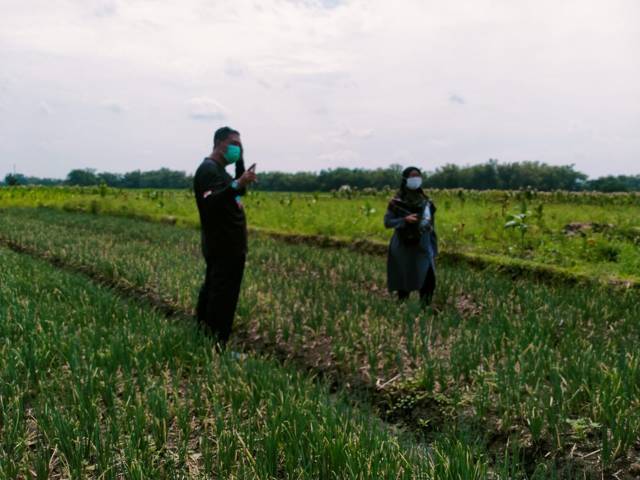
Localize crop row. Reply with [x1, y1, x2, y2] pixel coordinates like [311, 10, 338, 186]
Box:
[1, 208, 638, 476]
[1, 246, 500, 479]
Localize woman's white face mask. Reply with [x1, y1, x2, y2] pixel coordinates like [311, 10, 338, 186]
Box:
[406, 177, 422, 190]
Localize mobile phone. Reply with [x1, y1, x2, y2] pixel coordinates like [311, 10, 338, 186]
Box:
[248, 163, 257, 172]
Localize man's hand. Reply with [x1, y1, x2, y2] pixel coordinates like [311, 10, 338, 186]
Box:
[404, 214, 419, 224]
[237, 169, 257, 188]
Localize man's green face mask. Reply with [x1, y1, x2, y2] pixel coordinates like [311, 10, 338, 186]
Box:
[224, 144, 242, 164]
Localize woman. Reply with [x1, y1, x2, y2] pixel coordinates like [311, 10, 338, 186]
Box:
[384, 167, 438, 305]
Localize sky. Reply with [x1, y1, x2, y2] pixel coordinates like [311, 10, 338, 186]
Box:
[1, 0, 639, 179]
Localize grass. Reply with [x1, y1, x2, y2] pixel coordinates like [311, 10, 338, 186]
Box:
[1, 246, 491, 479]
[1, 186, 639, 283]
[1, 207, 639, 477]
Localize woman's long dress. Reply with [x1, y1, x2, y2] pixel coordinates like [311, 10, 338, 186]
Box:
[384, 202, 438, 293]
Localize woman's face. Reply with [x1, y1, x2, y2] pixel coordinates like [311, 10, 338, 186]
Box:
[405, 170, 423, 190]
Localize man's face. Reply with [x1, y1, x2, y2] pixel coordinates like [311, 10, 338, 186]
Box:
[218, 133, 242, 161]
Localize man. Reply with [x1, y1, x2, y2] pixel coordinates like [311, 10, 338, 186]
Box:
[194, 126, 257, 348]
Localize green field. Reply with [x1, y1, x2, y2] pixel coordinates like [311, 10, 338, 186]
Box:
[2, 186, 639, 284]
[1, 204, 639, 478]
[1, 246, 456, 479]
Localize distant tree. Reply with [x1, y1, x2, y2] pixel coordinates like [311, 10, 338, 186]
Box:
[24, 176, 64, 186]
[138, 168, 191, 189]
[424, 160, 587, 191]
[97, 172, 124, 187]
[255, 166, 403, 192]
[4, 173, 26, 186]
[3, 173, 63, 186]
[8, 162, 636, 192]
[584, 175, 640, 192]
[424, 164, 462, 189]
[121, 170, 142, 188]
[468, 159, 499, 189]
[66, 169, 99, 186]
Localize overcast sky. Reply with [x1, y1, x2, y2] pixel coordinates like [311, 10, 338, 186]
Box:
[1, 0, 639, 179]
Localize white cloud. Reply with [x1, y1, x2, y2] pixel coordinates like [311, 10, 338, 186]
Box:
[322, 127, 374, 145]
[100, 100, 126, 114]
[224, 59, 247, 78]
[292, 0, 346, 9]
[316, 149, 360, 167]
[448, 94, 465, 105]
[38, 101, 53, 116]
[93, 0, 118, 18]
[187, 97, 227, 121]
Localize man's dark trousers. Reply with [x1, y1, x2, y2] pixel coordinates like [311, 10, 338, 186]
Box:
[196, 254, 246, 346]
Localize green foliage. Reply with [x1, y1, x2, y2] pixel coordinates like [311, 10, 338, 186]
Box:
[405, 160, 589, 191]
[64, 168, 193, 188]
[2, 186, 638, 284]
[586, 174, 640, 192]
[256, 160, 601, 192]
[4, 173, 25, 186]
[4, 160, 638, 191]
[0, 247, 438, 478]
[2, 208, 640, 475]
[3, 173, 62, 186]
[66, 168, 99, 186]
[257, 164, 404, 191]
[504, 211, 530, 248]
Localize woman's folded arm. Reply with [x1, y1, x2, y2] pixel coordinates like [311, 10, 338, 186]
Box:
[384, 209, 406, 229]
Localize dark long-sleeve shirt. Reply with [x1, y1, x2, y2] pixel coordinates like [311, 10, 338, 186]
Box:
[194, 157, 247, 258]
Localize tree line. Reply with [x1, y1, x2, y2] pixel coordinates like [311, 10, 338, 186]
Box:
[3, 168, 193, 189]
[3, 161, 639, 192]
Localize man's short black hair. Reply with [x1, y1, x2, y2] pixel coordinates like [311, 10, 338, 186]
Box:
[214, 126, 240, 148]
